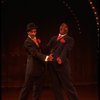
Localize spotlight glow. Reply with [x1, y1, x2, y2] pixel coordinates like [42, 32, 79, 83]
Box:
[88, 0, 99, 48]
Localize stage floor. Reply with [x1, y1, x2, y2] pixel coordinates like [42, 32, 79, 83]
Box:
[2, 85, 98, 100]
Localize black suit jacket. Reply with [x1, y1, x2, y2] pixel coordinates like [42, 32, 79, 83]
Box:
[24, 37, 46, 76]
[46, 35, 74, 70]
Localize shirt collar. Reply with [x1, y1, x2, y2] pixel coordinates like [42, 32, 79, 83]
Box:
[28, 35, 36, 40]
[58, 34, 66, 37]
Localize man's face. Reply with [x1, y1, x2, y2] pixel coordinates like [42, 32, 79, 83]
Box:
[28, 29, 37, 36]
[59, 23, 68, 35]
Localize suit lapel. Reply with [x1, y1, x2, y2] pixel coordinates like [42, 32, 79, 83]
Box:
[51, 35, 68, 53]
[32, 38, 40, 48]
[28, 37, 41, 51]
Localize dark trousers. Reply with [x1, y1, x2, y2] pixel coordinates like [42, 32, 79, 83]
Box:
[19, 73, 44, 100]
[47, 62, 79, 100]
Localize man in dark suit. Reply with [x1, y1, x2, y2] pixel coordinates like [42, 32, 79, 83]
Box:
[19, 22, 53, 100]
[46, 22, 79, 100]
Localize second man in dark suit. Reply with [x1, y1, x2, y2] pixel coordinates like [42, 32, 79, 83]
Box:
[46, 22, 79, 100]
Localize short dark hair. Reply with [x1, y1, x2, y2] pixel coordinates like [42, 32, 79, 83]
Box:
[60, 22, 68, 28]
[26, 22, 38, 32]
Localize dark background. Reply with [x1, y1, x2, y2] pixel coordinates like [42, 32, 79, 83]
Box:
[1, 0, 99, 87]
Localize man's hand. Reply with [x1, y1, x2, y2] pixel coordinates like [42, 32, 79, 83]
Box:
[47, 54, 54, 61]
[56, 57, 62, 64]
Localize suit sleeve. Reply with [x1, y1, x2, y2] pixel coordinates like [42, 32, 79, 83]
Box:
[43, 37, 55, 54]
[60, 37, 74, 63]
[24, 40, 47, 61]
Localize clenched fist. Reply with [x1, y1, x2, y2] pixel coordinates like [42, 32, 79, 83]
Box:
[47, 54, 54, 61]
[56, 57, 62, 64]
